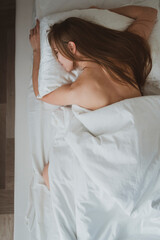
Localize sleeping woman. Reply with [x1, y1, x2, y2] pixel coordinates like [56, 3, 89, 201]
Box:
[29, 5, 157, 189]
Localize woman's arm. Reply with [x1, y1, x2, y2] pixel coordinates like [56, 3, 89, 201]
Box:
[90, 5, 158, 40]
[109, 6, 158, 40]
[108, 5, 157, 20]
[29, 19, 75, 105]
[39, 83, 76, 106]
[32, 50, 40, 97]
[29, 19, 41, 97]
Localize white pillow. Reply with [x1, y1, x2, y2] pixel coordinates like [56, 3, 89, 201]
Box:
[37, 7, 160, 98]
[35, 0, 159, 19]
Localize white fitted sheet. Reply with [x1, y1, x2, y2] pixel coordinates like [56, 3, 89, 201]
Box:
[14, 0, 41, 239]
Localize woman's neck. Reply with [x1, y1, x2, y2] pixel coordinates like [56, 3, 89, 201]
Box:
[76, 60, 100, 71]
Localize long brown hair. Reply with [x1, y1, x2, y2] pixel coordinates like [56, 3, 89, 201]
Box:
[47, 17, 152, 95]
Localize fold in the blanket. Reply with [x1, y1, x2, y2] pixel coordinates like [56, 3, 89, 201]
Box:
[66, 96, 160, 217]
[48, 96, 160, 240]
[50, 96, 160, 217]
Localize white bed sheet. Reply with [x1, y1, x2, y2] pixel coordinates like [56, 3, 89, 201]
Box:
[15, 1, 73, 239]
[15, 0, 160, 239]
[14, 0, 43, 239]
[47, 97, 160, 240]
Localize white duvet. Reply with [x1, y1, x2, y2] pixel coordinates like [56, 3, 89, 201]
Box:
[47, 95, 160, 240]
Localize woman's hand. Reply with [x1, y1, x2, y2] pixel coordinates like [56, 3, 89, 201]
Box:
[30, 19, 41, 97]
[29, 19, 40, 52]
[89, 6, 101, 9]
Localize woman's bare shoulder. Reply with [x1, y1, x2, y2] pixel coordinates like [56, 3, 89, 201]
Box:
[70, 68, 110, 110]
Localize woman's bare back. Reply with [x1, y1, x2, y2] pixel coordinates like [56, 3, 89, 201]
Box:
[73, 62, 141, 110]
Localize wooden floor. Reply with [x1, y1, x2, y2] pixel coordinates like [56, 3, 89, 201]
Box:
[0, 0, 15, 239]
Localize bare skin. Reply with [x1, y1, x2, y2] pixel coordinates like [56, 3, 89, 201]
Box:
[29, 6, 158, 190]
[44, 40, 141, 111]
[68, 61, 141, 110]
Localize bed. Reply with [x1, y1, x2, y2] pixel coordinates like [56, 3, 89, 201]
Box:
[14, 0, 160, 239]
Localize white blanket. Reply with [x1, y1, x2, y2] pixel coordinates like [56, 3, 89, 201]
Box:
[48, 95, 160, 240]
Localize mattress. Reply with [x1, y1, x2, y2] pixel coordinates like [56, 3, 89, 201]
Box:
[14, 0, 36, 239]
[14, 0, 160, 239]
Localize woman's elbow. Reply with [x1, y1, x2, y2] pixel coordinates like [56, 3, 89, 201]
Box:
[152, 8, 158, 16]
[149, 7, 158, 21]
[141, 7, 158, 22]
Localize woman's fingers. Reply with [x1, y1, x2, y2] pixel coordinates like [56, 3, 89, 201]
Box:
[30, 29, 34, 35]
[90, 6, 96, 8]
[29, 20, 40, 50]
[34, 26, 37, 34]
[30, 26, 37, 36]
[29, 19, 40, 37]
[29, 19, 40, 50]
[36, 19, 40, 33]
[36, 19, 40, 26]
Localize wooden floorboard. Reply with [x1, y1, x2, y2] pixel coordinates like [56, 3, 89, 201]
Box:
[0, 29, 7, 104]
[0, 0, 15, 10]
[0, 214, 14, 240]
[0, 9, 15, 27]
[0, 190, 14, 214]
[6, 27, 15, 139]
[6, 139, 14, 190]
[0, 0, 15, 239]
[0, 104, 6, 189]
